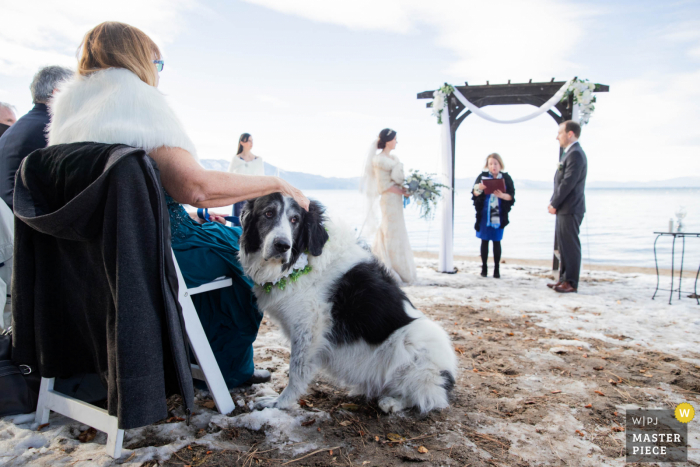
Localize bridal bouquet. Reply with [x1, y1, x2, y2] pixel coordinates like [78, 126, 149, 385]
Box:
[403, 170, 450, 220]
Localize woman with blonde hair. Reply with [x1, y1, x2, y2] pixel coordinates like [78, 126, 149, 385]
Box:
[48, 21, 308, 387]
[471, 153, 515, 278]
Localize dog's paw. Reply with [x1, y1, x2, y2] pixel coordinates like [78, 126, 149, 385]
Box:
[254, 396, 279, 410]
[378, 396, 406, 414]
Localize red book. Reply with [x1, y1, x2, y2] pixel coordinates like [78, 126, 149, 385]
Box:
[482, 179, 506, 195]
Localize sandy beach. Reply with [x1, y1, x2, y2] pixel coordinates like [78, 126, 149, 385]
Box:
[415, 251, 700, 279]
[1, 256, 698, 466]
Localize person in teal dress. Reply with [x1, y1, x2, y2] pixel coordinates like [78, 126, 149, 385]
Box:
[166, 194, 263, 387]
[47, 21, 311, 389]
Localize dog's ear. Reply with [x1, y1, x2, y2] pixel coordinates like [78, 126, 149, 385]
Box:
[304, 200, 329, 256]
[240, 198, 261, 253]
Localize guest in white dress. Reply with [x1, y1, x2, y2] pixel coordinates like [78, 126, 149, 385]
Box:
[228, 133, 265, 225]
[360, 129, 417, 284]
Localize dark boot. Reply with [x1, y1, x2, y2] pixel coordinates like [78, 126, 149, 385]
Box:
[493, 241, 501, 278]
[480, 240, 489, 277]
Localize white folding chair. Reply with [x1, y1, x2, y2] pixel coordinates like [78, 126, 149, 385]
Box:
[34, 250, 236, 458]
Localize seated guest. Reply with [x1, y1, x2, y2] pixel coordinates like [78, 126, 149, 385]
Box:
[48, 21, 308, 388]
[0, 67, 73, 210]
[0, 102, 17, 137]
[471, 153, 515, 278]
[228, 133, 264, 226]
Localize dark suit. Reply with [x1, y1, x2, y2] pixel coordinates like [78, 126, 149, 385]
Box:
[0, 104, 50, 210]
[550, 141, 587, 289]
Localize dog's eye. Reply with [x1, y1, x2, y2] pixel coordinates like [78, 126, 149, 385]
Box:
[290, 216, 299, 224]
[264, 210, 274, 219]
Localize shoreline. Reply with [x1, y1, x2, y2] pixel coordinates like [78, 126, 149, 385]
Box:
[413, 250, 699, 278]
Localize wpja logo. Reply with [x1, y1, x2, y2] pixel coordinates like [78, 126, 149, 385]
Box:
[625, 405, 691, 463]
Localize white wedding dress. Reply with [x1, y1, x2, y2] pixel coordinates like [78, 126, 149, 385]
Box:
[371, 153, 417, 284]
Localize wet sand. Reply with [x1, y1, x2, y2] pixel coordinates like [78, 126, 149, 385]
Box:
[414, 250, 700, 279]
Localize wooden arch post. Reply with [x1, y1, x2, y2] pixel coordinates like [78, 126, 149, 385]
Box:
[417, 80, 609, 273]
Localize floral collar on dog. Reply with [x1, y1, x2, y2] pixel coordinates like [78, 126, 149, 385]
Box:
[259, 253, 313, 293]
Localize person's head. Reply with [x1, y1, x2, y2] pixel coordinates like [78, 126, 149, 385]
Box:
[484, 153, 504, 177]
[377, 128, 397, 151]
[30, 66, 74, 105]
[557, 120, 581, 148]
[237, 133, 253, 154]
[78, 21, 162, 87]
[0, 102, 17, 126]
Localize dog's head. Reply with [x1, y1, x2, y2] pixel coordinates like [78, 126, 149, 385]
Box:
[239, 193, 329, 281]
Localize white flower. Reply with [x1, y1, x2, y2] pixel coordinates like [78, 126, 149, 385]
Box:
[433, 92, 444, 111]
[588, 82, 595, 90]
[582, 89, 591, 101]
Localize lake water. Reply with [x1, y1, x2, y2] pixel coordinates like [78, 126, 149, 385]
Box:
[301, 188, 700, 269]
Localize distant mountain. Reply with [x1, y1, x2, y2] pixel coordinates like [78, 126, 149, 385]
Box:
[200, 159, 359, 189]
[586, 177, 700, 189]
[200, 159, 700, 190]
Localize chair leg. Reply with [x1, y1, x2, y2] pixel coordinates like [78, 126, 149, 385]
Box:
[105, 418, 125, 458]
[35, 377, 125, 458]
[171, 251, 235, 415]
[35, 377, 53, 425]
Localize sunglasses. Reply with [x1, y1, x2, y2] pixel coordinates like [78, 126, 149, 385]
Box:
[153, 60, 164, 72]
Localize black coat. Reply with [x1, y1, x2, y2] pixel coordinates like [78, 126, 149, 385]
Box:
[0, 104, 50, 210]
[550, 142, 587, 214]
[12, 143, 194, 429]
[472, 171, 516, 231]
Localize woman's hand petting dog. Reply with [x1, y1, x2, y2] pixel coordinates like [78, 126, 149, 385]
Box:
[275, 177, 309, 211]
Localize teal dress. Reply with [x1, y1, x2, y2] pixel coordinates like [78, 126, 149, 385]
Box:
[165, 193, 261, 388]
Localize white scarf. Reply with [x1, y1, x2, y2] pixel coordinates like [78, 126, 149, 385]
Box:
[48, 68, 197, 157]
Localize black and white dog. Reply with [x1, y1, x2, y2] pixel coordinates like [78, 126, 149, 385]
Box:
[239, 193, 457, 413]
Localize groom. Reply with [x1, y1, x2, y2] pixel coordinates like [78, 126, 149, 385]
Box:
[547, 120, 587, 293]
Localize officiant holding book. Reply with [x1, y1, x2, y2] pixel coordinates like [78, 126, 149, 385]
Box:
[472, 153, 515, 278]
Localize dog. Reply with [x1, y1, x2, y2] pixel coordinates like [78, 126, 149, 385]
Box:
[238, 193, 457, 413]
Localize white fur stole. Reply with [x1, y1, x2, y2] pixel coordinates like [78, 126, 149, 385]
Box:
[48, 68, 197, 158]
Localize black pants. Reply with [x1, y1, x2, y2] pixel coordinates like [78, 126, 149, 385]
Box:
[556, 213, 584, 288]
[480, 240, 501, 268]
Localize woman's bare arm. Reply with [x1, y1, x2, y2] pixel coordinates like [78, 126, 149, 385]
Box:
[149, 146, 309, 210]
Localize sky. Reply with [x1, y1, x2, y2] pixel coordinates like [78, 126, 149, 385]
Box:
[1, 0, 699, 183]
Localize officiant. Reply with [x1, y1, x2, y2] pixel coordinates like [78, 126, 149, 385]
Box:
[472, 153, 515, 278]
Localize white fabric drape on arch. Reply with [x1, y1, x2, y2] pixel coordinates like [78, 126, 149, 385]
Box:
[437, 79, 575, 273]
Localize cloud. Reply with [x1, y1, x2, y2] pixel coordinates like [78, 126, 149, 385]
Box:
[242, 0, 598, 81]
[258, 94, 290, 108]
[0, 0, 200, 75]
[241, 0, 412, 33]
[658, 20, 700, 60]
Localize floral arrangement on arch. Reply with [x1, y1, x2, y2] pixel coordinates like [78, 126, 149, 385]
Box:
[403, 170, 451, 220]
[561, 78, 598, 125]
[431, 84, 455, 124]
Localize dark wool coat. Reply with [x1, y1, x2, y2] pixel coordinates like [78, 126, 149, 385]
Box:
[0, 104, 50, 210]
[550, 142, 587, 215]
[471, 171, 516, 231]
[11, 143, 194, 429]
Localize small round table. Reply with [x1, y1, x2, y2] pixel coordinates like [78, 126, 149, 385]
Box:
[652, 232, 700, 305]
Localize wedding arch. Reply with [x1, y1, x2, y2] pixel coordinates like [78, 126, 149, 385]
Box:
[417, 78, 609, 273]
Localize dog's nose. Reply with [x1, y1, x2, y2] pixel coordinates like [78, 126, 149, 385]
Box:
[273, 238, 291, 253]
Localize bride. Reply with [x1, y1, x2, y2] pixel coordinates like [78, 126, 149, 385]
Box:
[360, 128, 417, 284]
